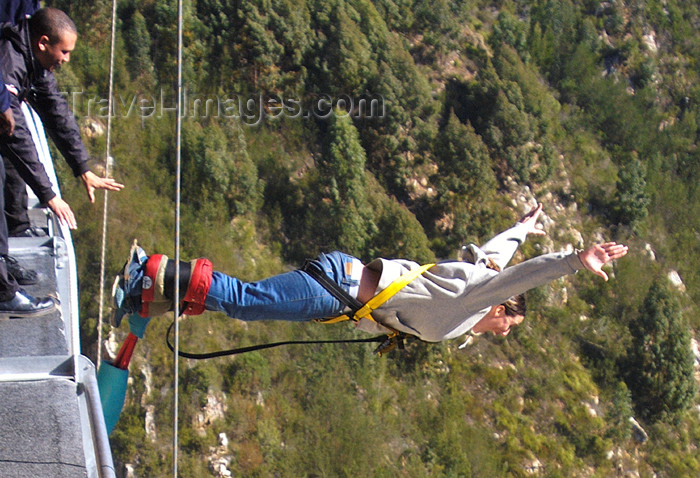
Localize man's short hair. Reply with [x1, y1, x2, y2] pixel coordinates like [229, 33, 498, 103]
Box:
[28, 7, 77, 44]
[503, 293, 526, 317]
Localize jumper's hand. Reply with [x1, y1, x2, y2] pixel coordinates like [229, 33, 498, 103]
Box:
[80, 170, 125, 203]
[48, 196, 77, 229]
[0, 107, 15, 136]
[578, 242, 628, 281]
[518, 202, 546, 237]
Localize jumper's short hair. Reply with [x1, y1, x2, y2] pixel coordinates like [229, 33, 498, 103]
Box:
[29, 7, 77, 44]
[502, 293, 526, 317]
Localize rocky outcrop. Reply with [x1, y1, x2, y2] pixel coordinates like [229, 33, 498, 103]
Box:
[207, 433, 233, 478]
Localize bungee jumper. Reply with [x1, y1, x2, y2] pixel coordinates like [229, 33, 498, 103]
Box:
[110, 204, 628, 344]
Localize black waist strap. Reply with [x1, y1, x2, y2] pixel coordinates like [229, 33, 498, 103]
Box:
[301, 259, 364, 319]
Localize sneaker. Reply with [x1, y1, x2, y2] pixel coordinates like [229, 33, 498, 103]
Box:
[11, 226, 48, 238]
[1, 255, 39, 285]
[0, 290, 57, 319]
[111, 240, 148, 327]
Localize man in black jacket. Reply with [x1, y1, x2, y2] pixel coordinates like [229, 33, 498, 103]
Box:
[0, 7, 124, 234]
[0, 7, 123, 316]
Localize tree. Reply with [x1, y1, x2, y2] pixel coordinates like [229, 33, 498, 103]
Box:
[311, 109, 378, 258]
[615, 154, 650, 230]
[606, 381, 633, 441]
[367, 177, 434, 264]
[490, 10, 529, 62]
[121, 8, 155, 87]
[179, 120, 261, 219]
[431, 111, 497, 252]
[527, 0, 581, 85]
[306, 0, 374, 96]
[624, 278, 696, 423]
[434, 111, 495, 200]
[238, 0, 285, 90]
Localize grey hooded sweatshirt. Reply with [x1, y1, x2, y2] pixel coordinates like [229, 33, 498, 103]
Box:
[357, 222, 585, 342]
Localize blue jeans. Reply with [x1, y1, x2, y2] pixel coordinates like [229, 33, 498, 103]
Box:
[204, 252, 361, 321]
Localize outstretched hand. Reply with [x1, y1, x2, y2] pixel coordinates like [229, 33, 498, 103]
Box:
[578, 242, 628, 281]
[518, 202, 547, 237]
[47, 196, 77, 229]
[81, 170, 125, 203]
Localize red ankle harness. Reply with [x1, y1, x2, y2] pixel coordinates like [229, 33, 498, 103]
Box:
[182, 258, 213, 315]
[140, 254, 212, 317]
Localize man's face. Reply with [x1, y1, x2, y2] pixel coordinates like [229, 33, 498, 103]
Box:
[471, 305, 524, 337]
[34, 30, 76, 72]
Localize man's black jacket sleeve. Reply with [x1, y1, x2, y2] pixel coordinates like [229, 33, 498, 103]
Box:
[0, 93, 57, 203]
[29, 71, 90, 177]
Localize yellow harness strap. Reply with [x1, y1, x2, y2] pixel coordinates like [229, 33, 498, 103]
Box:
[317, 263, 435, 324]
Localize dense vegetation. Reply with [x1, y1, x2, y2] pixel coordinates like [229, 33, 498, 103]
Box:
[44, 0, 700, 475]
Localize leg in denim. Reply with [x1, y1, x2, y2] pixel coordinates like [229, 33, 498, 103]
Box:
[204, 251, 361, 321]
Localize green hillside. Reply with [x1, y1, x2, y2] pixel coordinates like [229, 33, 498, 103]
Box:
[46, 0, 700, 475]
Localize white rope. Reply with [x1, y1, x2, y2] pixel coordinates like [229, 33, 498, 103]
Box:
[173, 0, 184, 474]
[96, 0, 119, 370]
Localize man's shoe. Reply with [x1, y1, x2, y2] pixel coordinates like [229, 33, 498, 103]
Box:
[0, 290, 57, 319]
[111, 240, 148, 327]
[11, 226, 48, 238]
[1, 255, 39, 285]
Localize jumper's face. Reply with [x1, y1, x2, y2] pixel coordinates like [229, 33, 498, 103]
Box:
[472, 305, 524, 336]
[35, 30, 76, 72]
